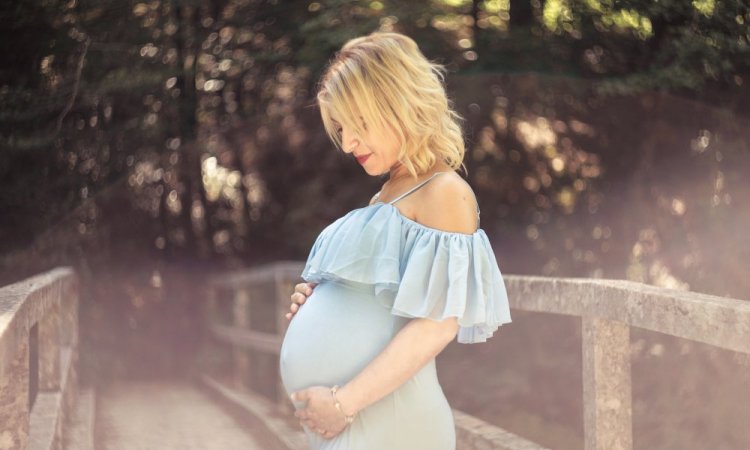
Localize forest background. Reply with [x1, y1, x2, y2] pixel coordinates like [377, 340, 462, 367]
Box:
[2, 1, 749, 448]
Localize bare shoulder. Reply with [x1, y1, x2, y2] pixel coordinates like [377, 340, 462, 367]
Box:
[414, 171, 479, 234]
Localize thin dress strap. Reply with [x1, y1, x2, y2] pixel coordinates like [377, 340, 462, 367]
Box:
[388, 172, 448, 205]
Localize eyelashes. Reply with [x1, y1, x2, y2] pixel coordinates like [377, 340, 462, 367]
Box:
[331, 116, 367, 135]
[333, 124, 367, 135]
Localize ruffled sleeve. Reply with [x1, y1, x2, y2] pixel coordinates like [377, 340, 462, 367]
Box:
[379, 221, 511, 344]
[300, 203, 512, 344]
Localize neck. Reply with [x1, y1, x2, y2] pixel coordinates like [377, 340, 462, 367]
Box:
[388, 161, 411, 182]
[388, 160, 451, 182]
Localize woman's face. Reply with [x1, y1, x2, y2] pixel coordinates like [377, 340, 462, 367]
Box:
[333, 116, 401, 176]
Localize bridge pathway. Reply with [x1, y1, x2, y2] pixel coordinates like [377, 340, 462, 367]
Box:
[96, 380, 265, 450]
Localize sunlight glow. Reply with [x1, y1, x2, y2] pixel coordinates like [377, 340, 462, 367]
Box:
[515, 116, 557, 150]
[693, 0, 716, 17]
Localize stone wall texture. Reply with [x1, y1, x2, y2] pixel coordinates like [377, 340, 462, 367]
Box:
[0, 268, 79, 450]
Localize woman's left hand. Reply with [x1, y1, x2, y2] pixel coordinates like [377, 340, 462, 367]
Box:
[291, 386, 349, 440]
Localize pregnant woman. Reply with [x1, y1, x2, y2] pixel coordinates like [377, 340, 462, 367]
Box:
[278, 31, 512, 450]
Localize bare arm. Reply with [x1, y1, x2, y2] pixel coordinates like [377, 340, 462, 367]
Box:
[335, 316, 458, 414]
[293, 316, 459, 436]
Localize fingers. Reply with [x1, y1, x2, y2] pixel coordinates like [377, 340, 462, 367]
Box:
[294, 282, 314, 295]
[294, 282, 316, 296]
[327, 429, 344, 439]
[287, 283, 316, 320]
[291, 292, 307, 306]
[294, 408, 315, 422]
[286, 295, 305, 321]
[298, 419, 335, 439]
[286, 282, 318, 321]
[299, 420, 339, 440]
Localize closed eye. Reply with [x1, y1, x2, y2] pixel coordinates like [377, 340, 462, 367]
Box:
[331, 118, 365, 134]
[331, 120, 342, 134]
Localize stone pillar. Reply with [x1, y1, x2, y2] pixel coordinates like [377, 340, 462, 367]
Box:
[0, 336, 30, 450]
[39, 301, 61, 391]
[60, 277, 79, 349]
[60, 276, 80, 448]
[582, 317, 633, 450]
[232, 289, 251, 389]
[203, 287, 224, 375]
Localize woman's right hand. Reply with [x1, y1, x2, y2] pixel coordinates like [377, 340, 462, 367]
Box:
[286, 282, 317, 320]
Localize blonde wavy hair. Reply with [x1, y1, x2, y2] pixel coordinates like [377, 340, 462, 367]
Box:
[316, 31, 467, 178]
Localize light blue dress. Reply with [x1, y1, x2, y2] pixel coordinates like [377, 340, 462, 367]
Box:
[279, 172, 512, 450]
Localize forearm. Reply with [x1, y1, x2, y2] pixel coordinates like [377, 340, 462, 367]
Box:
[336, 316, 459, 415]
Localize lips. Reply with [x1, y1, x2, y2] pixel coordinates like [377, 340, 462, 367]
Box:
[355, 154, 371, 164]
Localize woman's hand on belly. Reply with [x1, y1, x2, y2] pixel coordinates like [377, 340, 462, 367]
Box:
[285, 282, 317, 320]
[292, 386, 349, 440]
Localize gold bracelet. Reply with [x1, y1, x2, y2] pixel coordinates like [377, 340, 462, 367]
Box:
[330, 385, 355, 424]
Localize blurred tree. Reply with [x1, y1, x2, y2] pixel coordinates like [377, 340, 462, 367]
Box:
[1, 0, 748, 266]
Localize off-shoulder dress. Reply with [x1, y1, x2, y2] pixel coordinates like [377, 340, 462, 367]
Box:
[279, 171, 512, 450]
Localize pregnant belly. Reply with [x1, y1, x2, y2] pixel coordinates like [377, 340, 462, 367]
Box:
[279, 280, 400, 396]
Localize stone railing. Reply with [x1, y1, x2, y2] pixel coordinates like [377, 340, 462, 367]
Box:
[202, 261, 548, 450]
[504, 276, 750, 450]
[203, 261, 750, 450]
[0, 267, 80, 450]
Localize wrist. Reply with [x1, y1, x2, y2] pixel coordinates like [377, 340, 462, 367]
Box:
[333, 383, 361, 417]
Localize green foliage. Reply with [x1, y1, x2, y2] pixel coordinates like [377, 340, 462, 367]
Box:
[531, 0, 750, 93]
[1, 0, 748, 262]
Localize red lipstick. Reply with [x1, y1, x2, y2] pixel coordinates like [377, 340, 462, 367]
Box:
[356, 154, 371, 164]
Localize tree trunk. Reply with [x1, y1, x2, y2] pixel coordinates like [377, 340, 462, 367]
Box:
[173, 2, 205, 257]
[472, 0, 481, 50]
[509, 0, 534, 30]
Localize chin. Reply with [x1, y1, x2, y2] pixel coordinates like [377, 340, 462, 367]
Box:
[362, 165, 382, 176]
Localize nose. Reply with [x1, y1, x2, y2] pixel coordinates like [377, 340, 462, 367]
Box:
[341, 127, 359, 154]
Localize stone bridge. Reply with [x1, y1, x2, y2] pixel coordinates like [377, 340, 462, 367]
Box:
[1, 264, 748, 449]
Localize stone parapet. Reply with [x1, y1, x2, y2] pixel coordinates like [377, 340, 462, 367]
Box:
[206, 263, 750, 450]
[0, 268, 79, 450]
